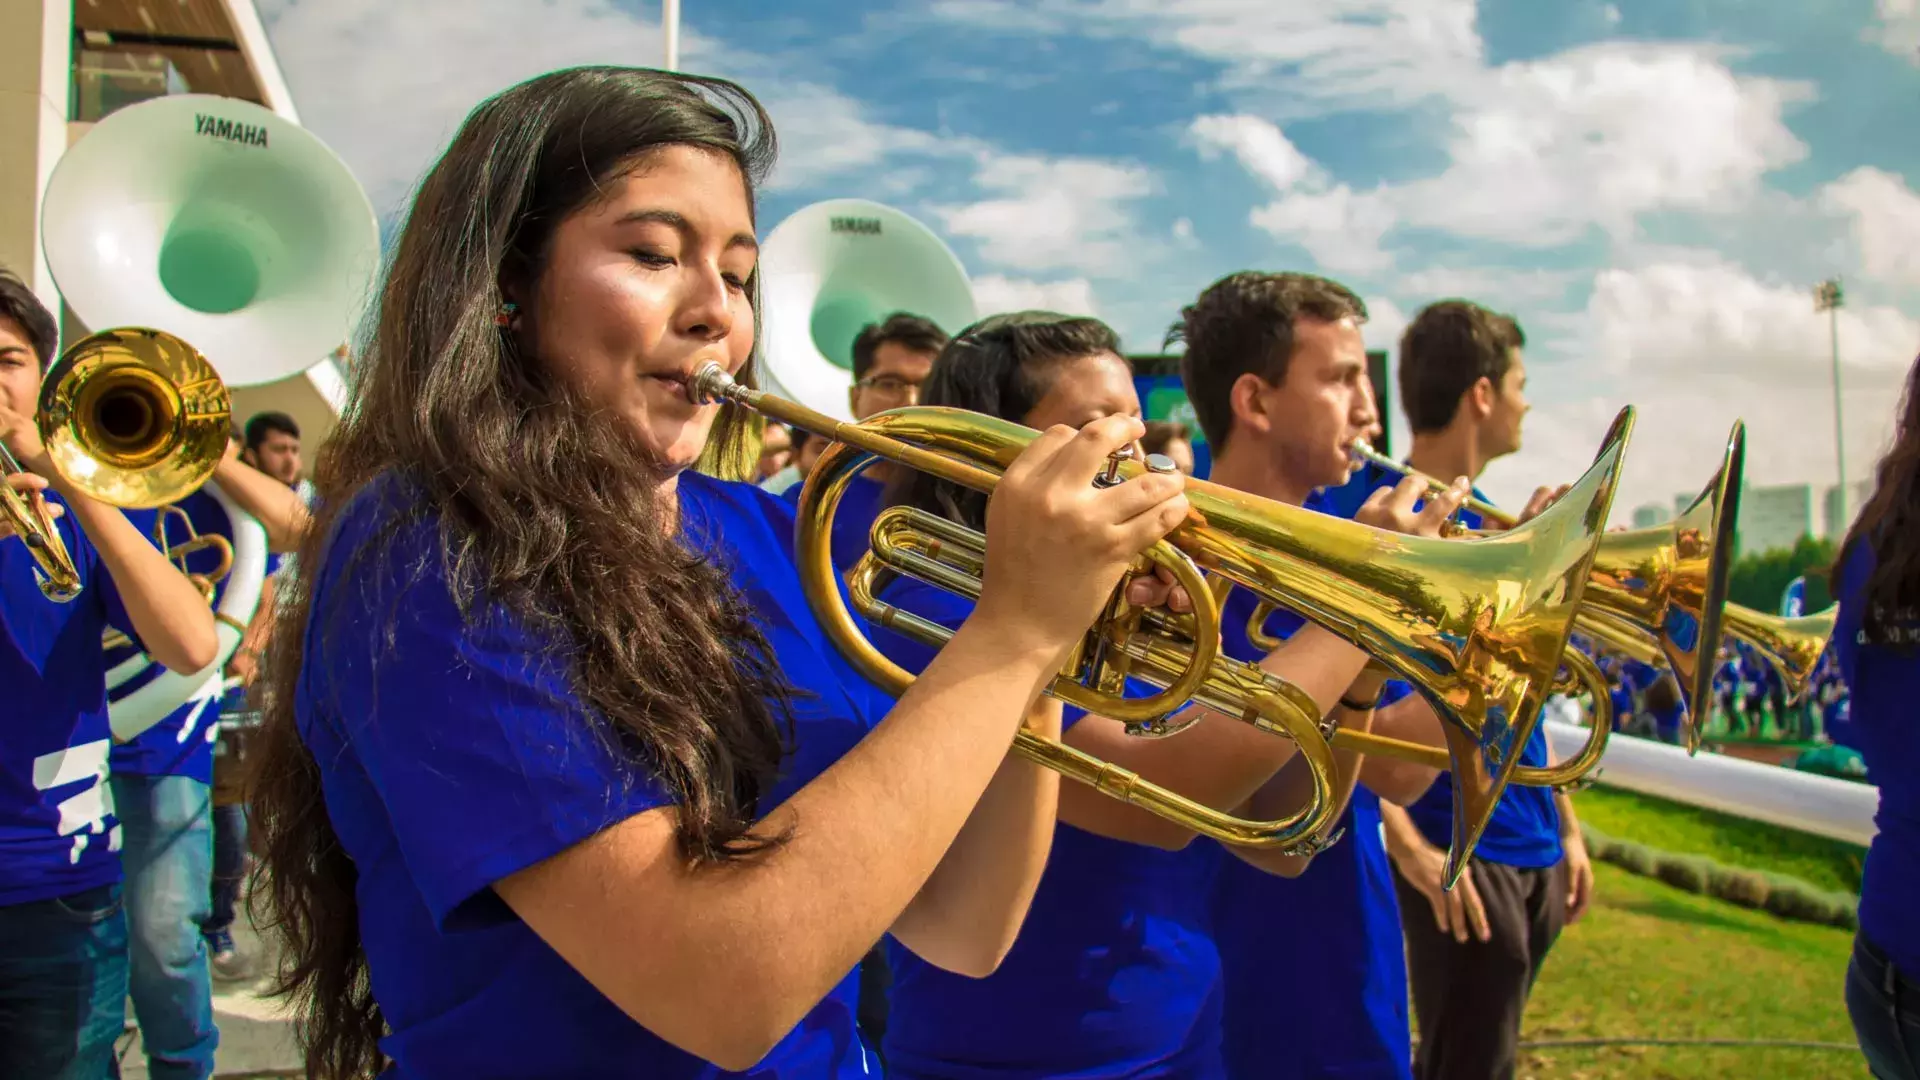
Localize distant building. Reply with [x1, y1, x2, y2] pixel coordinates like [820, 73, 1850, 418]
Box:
[1631, 503, 1672, 529]
[1823, 480, 1875, 540]
[1732, 483, 1815, 555]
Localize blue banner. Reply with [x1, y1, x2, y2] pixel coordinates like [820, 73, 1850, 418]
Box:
[1781, 575, 1806, 618]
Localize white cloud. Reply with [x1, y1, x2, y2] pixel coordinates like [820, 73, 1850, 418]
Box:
[259, 0, 979, 218]
[1871, 0, 1920, 62]
[1249, 186, 1397, 274]
[1391, 266, 1582, 309]
[1187, 41, 1809, 266]
[930, 152, 1155, 275]
[757, 83, 954, 192]
[259, 0, 679, 216]
[1186, 114, 1394, 273]
[970, 275, 1101, 317]
[1477, 254, 1920, 514]
[1188, 114, 1323, 191]
[1394, 44, 1810, 245]
[1821, 167, 1920, 287]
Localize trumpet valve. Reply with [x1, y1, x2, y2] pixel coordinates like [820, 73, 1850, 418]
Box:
[1094, 445, 1135, 488]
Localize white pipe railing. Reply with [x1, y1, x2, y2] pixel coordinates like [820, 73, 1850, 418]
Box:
[1546, 720, 1879, 848]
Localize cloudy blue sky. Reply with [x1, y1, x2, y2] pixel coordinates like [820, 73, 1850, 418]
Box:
[257, 0, 1920, 517]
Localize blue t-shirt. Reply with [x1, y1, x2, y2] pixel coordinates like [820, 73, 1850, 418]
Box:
[294, 471, 886, 1078]
[1, 494, 131, 905]
[1323, 462, 1563, 870]
[107, 490, 233, 782]
[1831, 542, 1920, 977]
[871, 575, 1227, 1080]
[784, 472, 885, 578]
[1212, 585, 1413, 1080]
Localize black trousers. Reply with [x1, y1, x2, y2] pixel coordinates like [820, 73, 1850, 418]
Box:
[1393, 857, 1567, 1080]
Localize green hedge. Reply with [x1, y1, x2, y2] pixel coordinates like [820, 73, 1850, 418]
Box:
[1583, 823, 1857, 931]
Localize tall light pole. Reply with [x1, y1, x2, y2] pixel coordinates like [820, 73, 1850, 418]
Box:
[663, 0, 681, 71]
[1814, 277, 1846, 531]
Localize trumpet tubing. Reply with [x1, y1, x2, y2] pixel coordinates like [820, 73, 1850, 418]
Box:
[687, 362, 1630, 883]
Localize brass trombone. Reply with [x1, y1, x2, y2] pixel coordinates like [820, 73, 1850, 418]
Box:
[685, 362, 1630, 884]
[0, 328, 230, 602]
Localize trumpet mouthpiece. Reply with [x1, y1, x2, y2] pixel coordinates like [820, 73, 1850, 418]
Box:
[683, 361, 734, 406]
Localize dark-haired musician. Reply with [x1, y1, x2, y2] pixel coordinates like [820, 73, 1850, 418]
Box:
[0, 267, 218, 1080]
[1173, 270, 1460, 1080]
[246, 66, 1191, 1079]
[790, 312, 947, 575]
[1834, 352, 1920, 1080]
[1338, 299, 1593, 1080]
[865, 309, 1459, 1078]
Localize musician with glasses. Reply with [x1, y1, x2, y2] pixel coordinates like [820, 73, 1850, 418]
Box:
[1170, 271, 1461, 1080]
[865, 309, 1461, 1079]
[795, 313, 948, 575]
[1332, 299, 1593, 1080]
[1833, 352, 1920, 1080]
[0, 268, 218, 1080]
[245, 67, 1192, 1079]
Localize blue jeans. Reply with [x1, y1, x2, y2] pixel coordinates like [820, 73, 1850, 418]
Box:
[206, 803, 247, 938]
[114, 773, 219, 1080]
[0, 882, 128, 1079]
[1849, 933, 1920, 1080]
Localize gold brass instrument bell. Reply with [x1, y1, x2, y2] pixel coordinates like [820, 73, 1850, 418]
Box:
[1344, 423, 1828, 755]
[0, 328, 230, 602]
[685, 361, 1631, 884]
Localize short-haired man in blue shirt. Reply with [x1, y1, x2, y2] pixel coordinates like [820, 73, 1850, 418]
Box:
[1365, 299, 1596, 1080]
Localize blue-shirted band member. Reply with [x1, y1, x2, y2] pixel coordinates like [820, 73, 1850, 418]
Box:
[793, 312, 948, 577]
[106, 412, 311, 1078]
[1355, 299, 1594, 1080]
[244, 67, 1192, 1080]
[1833, 352, 1920, 1080]
[864, 311, 1461, 1079]
[0, 267, 220, 1080]
[200, 410, 315, 983]
[1167, 272, 1461, 1080]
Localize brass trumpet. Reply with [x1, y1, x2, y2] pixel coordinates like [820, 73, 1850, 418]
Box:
[686, 362, 1630, 884]
[1, 328, 229, 602]
[1346, 425, 1780, 754]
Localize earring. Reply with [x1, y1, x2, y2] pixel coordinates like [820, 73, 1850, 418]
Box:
[495, 301, 520, 328]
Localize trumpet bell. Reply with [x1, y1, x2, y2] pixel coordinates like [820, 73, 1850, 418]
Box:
[1582, 422, 1744, 754]
[1723, 605, 1837, 703]
[39, 329, 229, 510]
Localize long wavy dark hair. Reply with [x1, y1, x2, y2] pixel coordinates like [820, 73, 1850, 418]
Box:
[890, 311, 1123, 530]
[1836, 352, 1920, 647]
[247, 67, 792, 1079]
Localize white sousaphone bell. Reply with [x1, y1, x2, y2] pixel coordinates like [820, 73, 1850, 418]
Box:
[41, 93, 380, 740]
[757, 199, 977, 422]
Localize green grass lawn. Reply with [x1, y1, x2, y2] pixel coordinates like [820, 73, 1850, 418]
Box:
[1573, 786, 1866, 894]
[1520, 862, 1861, 1079]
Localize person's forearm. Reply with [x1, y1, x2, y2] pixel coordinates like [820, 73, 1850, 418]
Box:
[1358, 695, 1444, 805]
[1555, 790, 1581, 838]
[212, 458, 309, 553]
[1377, 798, 1429, 863]
[1228, 698, 1373, 877]
[53, 485, 216, 673]
[506, 618, 1070, 1065]
[1055, 623, 1374, 848]
[891, 698, 1061, 976]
